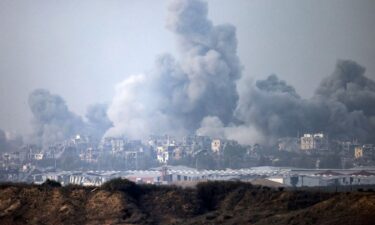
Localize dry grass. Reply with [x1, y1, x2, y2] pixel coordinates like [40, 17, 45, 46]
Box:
[0, 180, 374, 224]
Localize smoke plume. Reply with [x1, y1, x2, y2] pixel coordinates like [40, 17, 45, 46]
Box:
[85, 103, 113, 139]
[28, 89, 111, 147]
[105, 0, 375, 145]
[106, 0, 241, 139]
[28, 89, 85, 147]
[315, 60, 375, 116]
[200, 60, 375, 144]
[25, 0, 373, 146]
[315, 60, 375, 141]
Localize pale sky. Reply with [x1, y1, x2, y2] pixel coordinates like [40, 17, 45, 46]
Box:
[1, 0, 374, 134]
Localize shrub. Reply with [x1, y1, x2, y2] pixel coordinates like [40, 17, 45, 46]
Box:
[196, 181, 252, 211]
[41, 179, 62, 188]
[101, 178, 142, 199]
[0, 182, 32, 189]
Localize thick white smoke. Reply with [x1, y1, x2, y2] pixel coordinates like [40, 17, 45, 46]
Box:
[106, 0, 241, 139]
[196, 116, 265, 145]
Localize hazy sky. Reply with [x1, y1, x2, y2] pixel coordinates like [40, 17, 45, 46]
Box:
[1, 0, 374, 135]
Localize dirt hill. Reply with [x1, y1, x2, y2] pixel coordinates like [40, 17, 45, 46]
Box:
[0, 179, 375, 225]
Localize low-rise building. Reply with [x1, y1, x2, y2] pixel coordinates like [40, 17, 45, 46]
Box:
[300, 133, 328, 151]
[355, 146, 363, 159]
[354, 144, 374, 160]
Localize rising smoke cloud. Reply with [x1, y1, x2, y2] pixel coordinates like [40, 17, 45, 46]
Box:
[28, 89, 111, 147]
[315, 60, 375, 141]
[25, 0, 375, 147]
[106, 0, 241, 139]
[106, 0, 375, 145]
[85, 103, 113, 139]
[199, 60, 375, 144]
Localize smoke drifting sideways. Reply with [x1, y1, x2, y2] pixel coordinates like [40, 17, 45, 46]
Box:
[199, 60, 375, 145]
[28, 89, 112, 148]
[106, 0, 241, 139]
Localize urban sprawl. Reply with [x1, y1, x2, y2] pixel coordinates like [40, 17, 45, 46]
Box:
[1, 133, 375, 187]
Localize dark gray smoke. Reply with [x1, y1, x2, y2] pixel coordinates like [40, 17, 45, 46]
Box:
[206, 60, 374, 144]
[316, 60, 375, 117]
[28, 89, 85, 147]
[234, 74, 307, 138]
[106, 0, 241, 138]
[85, 103, 113, 139]
[314, 60, 375, 141]
[28, 89, 111, 147]
[26, 1, 374, 146]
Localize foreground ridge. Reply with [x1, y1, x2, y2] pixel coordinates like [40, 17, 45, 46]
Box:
[0, 180, 375, 225]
